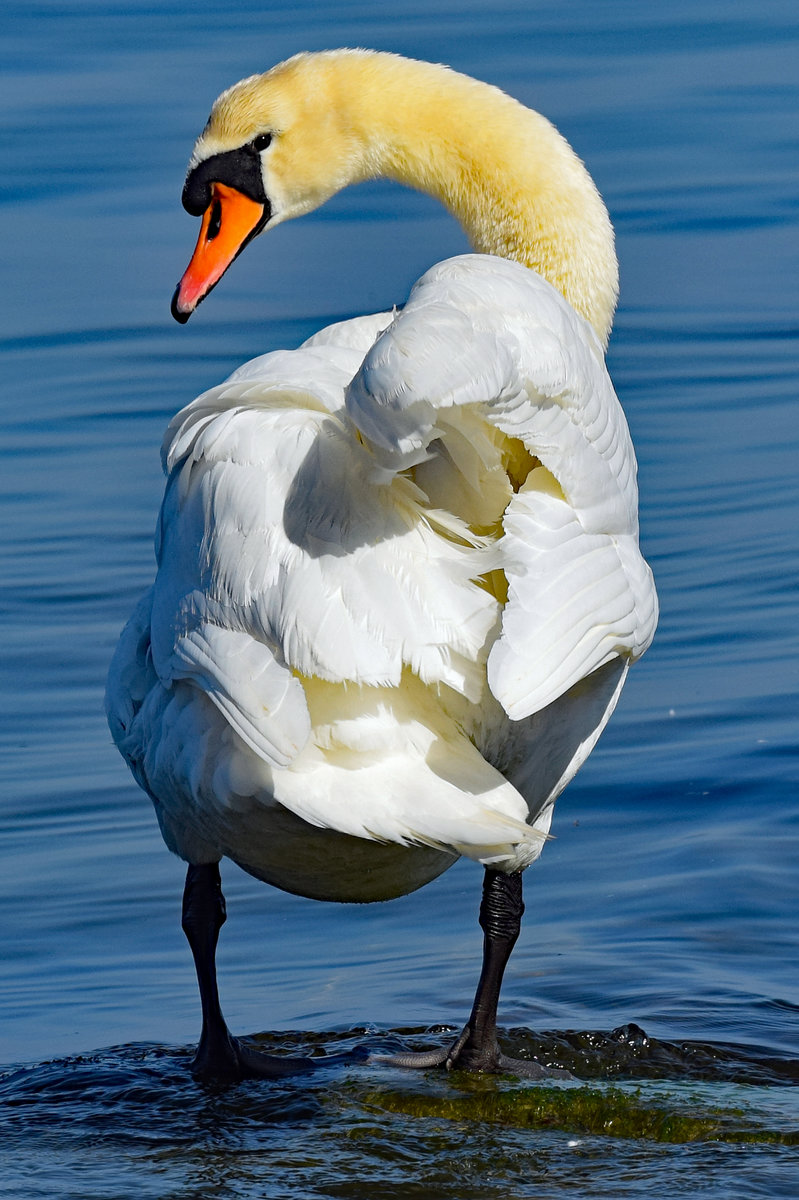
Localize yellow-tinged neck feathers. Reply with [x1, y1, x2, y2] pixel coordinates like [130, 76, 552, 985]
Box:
[192, 50, 618, 346]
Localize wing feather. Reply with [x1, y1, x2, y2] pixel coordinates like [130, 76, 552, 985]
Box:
[165, 624, 311, 767]
[345, 255, 657, 718]
[109, 259, 657, 873]
[152, 338, 501, 741]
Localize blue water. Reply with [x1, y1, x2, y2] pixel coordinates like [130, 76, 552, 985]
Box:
[2, 1, 798, 1196]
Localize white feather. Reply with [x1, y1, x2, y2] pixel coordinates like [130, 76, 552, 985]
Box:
[107, 253, 656, 900]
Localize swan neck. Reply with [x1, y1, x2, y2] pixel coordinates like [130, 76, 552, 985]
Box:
[339, 55, 618, 346]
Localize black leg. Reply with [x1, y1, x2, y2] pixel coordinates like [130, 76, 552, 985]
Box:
[375, 867, 571, 1078]
[181, 862, 315, 1082]
[447, 868, 525, 1070]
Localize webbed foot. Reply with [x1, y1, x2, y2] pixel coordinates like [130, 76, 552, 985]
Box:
[373, 869, 571, 1080]
[190, 1029, 316, 1083]
[373, 1025, 571, 1079]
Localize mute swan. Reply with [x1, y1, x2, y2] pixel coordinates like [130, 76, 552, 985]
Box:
[106, 49, 657, 1082]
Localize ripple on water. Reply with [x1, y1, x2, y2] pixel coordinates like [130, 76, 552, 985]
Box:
[4, 0, 799, 1196]
[2, 1027, 798, 1200]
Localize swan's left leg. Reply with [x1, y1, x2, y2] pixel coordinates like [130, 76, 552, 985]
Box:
[181, 862, 315, 1082]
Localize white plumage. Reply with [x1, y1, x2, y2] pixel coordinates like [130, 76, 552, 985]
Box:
[105, 49, 657, 1077]
[107, 254, 656, 901]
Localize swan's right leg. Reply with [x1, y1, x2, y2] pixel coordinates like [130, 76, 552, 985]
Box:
[375, 868, 571, 1079]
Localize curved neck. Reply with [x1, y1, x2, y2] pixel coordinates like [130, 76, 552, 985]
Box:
[329, 53, 618, 346]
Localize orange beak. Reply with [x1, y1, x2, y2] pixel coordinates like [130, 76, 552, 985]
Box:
[171, 182, 266, 323]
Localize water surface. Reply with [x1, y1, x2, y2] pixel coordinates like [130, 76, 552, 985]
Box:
[2, 1, 798, 1196]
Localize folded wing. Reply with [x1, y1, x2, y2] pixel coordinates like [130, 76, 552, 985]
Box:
[345, 254, 658, 719]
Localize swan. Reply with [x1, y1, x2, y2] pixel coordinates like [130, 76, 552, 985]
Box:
[106, 49, 657, 1082]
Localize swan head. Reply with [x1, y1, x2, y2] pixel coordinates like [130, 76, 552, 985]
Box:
[171, 52, 376, 322]
[171, 50, 618, 346]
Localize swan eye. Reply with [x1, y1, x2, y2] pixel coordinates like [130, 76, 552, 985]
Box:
[207, 197, 222, 240]
[251, 133, 272, 152]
